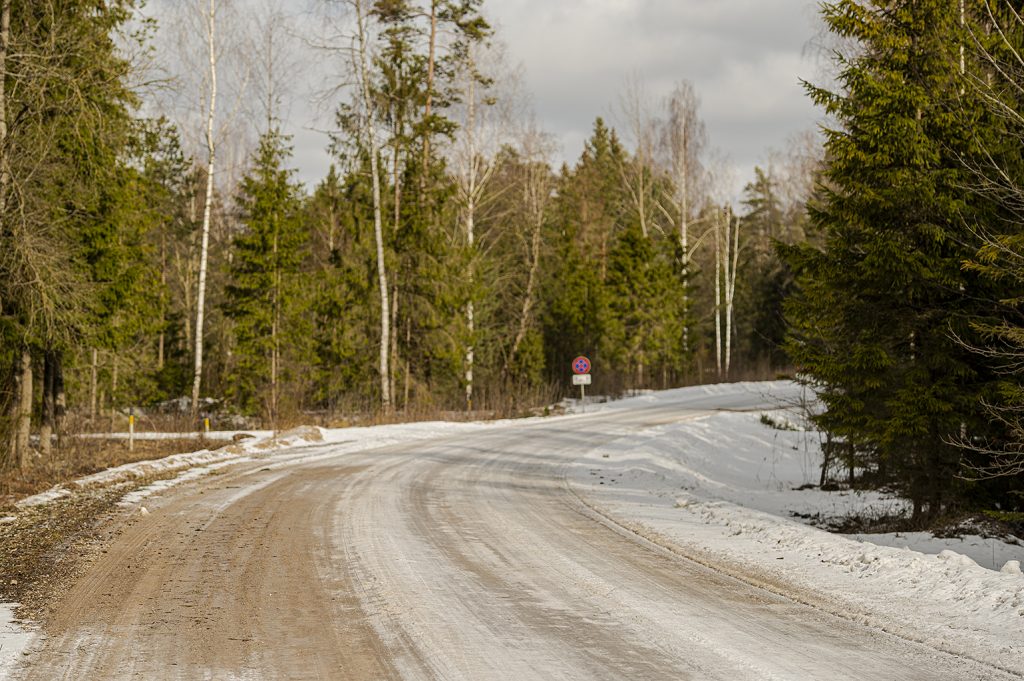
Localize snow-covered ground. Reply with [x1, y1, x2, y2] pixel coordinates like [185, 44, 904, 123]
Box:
[565, 382, 1024, 676]
[0, 606, 30, 676]
[3, 381, 1022, 677]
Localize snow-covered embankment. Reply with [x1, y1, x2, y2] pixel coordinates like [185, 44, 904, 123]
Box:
[566, 382, 1024, 676]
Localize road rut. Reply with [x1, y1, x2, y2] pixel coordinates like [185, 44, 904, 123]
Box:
[14, 393, 1016, 680]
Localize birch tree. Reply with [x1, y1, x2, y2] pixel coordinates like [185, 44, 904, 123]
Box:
[450, 37, 508, 411]
[617, 76, 658, 239]
[712, 205, 741, 379]
[724, 208, 740, 376]
[504, 122, 555, 380]
[318, 0, 393, 410]
[190, 0, 219, 419]
[246, 0, 301, 135]
[659, 81, 707, 363]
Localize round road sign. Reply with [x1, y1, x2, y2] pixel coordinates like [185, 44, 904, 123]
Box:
[572, 356, 591, 375]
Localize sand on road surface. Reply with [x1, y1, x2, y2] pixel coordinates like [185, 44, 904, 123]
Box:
[13, 389, 1015, 680]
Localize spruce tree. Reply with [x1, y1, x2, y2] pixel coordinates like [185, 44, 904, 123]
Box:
[783, 0, 1005, 520]
[738, 167, 794, 369]
[0, 0, 141, 466]
[224, 130, 308, 422]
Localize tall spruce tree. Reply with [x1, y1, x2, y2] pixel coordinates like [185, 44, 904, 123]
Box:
[0, 0, 140, 467]
[783, 0, 1006, 520]
[224, 130, 308, 422]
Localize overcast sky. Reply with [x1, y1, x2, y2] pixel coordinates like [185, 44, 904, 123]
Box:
[174, 0, 826, 198]
[485, 0, 824, 190]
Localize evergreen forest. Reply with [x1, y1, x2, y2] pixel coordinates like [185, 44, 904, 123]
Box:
[2, 0, 1023, 523]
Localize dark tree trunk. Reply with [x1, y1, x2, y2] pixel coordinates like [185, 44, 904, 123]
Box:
[39, 350, 55, 455]
[819, 433, 831, 488]
[53, 351, 65, 449]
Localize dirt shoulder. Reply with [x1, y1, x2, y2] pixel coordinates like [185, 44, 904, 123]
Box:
[0, 439, 228, 621]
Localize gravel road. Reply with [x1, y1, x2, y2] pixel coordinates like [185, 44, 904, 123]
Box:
[13, 389, 1015, 680]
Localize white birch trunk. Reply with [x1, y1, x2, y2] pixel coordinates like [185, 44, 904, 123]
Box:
[724, 214, 740, 376]
[452, 43, 500, 411]
[714, 209, 722, 378]
[354, 0, 391, 410]
[664, 83, 705, 371]
[421, 0, 437, 178]
[507, 187, 543, 373]
[464, 72, 477, 411]
[680, 141, 689, 358]
[191, 0, 218, 418]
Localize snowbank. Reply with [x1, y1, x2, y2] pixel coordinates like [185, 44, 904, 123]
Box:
[566, 383, 1024, 675]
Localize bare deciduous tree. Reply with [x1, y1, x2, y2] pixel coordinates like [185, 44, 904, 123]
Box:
[617, 75, 658, 239]
[504, 120, 555, 379]
[449, 39, 514, 410]
[658, 81, 708, 363]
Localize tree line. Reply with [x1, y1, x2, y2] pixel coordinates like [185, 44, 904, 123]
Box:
[1, 0, 810, 468]
[2, 0, 1021, 524]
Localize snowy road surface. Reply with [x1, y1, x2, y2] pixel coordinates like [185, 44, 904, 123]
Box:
[13, 386, 1020, 680]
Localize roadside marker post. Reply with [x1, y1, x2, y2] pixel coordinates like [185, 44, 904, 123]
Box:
[129, 407, 135, 452]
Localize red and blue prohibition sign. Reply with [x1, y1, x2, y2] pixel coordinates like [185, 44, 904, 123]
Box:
[572, 356, 591, 375]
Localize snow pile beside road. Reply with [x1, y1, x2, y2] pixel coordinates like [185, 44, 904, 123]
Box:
[17, 420, 491, 510]
[16, 446, 255, 509]
[566, 383, 1024, 675]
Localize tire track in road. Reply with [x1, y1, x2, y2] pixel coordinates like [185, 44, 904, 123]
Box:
[16, 463, 397, 681]
[13, 396, 1021, 679]
[333, 422, 991, 681]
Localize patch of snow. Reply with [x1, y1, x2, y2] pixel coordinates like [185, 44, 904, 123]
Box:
[116, 458, 252, 507]
[16, 419, 503, 512]
[15, 446, 250, 509]
[844, 531, 1023, 572]
[0, 603, 34, 680]
[78, 429, 272, 442]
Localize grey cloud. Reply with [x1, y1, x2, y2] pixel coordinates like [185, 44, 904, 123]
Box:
[179, 0, 826, 197]
[488, 0, 824, 194]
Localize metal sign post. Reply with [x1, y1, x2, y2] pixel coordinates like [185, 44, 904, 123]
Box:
[571, 356, 592, 409]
